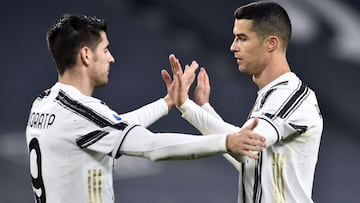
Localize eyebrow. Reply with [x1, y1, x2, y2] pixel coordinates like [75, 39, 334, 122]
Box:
[234, 33, 247, 38]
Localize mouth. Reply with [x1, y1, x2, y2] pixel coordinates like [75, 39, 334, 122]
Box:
[235, 57, 243, 64]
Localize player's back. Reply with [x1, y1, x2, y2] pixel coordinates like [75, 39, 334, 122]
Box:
[26, 83, 116, 203]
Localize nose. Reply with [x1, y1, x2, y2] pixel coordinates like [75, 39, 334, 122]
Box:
[230, 38, 236, 52]
[109, 52, 115, 63]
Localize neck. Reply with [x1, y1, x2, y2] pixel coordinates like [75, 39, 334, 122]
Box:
[58, 69, 94, 96]
[253, 55, 291, 89]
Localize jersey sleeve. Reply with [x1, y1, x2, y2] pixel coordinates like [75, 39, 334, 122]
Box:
[200, 102, 246, 168]
[179, 99, 240, 134]
[67, 97, 139, 157]
[74, 120, 137, 157]
[73, 97, 228, 160]
[178, 99, 243, 168]
[118, 125, 228, 161]
[250, 84, 314, 146]
[118, 98, 169, 127]
[201, 103, 224, 121]
[73, 98, 168, 156]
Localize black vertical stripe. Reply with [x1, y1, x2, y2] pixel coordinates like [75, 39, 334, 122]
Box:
[277, 84, 309, 119]
[253, 152, 263, 203]
[260, 89, 275, 109]
[241, 163, 246, 203]
[114, 125, 140, 158]
[260, 81, 289, 109]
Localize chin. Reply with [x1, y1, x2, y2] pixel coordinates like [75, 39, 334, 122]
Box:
[95, 80, 108, 88]
[238, 65, 246, 73]
[238, 67, 253, 75]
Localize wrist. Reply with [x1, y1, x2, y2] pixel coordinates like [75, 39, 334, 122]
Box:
[177, 96, 189, 108]
[177, 98, 194, 113]
[195, 99, 209, 106]
[225, 134, 231, 153]
[163, 94, 175, 111]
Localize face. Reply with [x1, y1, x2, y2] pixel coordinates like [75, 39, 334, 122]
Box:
[230, 19, 268, 76]
[88, 31, 115, 88]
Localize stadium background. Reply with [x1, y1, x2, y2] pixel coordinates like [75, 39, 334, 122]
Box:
[0, 0, 359, 202]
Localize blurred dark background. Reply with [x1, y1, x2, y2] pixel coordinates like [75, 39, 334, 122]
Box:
[1, 0, 359, 202]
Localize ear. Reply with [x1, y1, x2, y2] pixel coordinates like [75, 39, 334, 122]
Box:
[79, 47, 92, 66]
[267, 36, 279, 52]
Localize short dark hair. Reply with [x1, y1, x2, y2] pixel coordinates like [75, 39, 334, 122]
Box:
[46, 14, 107, 75]
[234, 1, 291, 50]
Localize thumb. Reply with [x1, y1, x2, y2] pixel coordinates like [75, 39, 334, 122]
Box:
[161, 69, 172, 88]
[244, 117, 259, 130]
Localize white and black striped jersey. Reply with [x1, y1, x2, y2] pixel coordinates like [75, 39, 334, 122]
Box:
[26, 82, 229, 203]
[178, 72, 323, 203]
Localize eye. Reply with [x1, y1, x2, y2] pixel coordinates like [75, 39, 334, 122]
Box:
[238, 36, 247, 41]
[104, 44, 111, 53]
[235, 34, 248, 42]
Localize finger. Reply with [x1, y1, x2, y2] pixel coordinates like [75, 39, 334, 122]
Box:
[176, 59, 184, 74]
[177, 57, 184, 74]
[244, 117, 259, 130]
[249, 133, 266, 147]
[183, 62, 198, 86]
[161, 69, 172, 88]
[184, 64, 189, 72]
[173, 71, 184, 98]
[169, 54, 182, 75]
[246, 142, 265, 151]
[197, 70, 205, 90]
[197, 68, 206, 87]
[202, 68, 210, 87]
[184, 61, 199, 76]
[197, 70, 203, 88]
[188, 61, 199, 72]
[241, 150, 259, 159]
[173, 70, 183, 87]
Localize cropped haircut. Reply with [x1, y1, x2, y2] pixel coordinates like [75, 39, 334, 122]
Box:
[46, 14, 107, 75]
[234, 1, 292, 50]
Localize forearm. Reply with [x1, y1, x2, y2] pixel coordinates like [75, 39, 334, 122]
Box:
[180, 99, 247, 168]
[119, 126, 227, 161]
[179, 99, 240, 134]
[200, 103, 223, 121]
[120, 98, 168, 127]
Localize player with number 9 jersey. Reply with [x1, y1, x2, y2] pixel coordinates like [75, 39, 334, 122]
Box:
[26, 82, 234, 203]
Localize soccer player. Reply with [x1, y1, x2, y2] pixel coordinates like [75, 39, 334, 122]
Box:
[162, 2, 323, 203]
[25, 14, 266, 203]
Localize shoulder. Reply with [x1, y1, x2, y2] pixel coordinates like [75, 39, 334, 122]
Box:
[254, 73, 314, 119]
[53, 84, 121, 124]
[253, 73, 323, 139]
